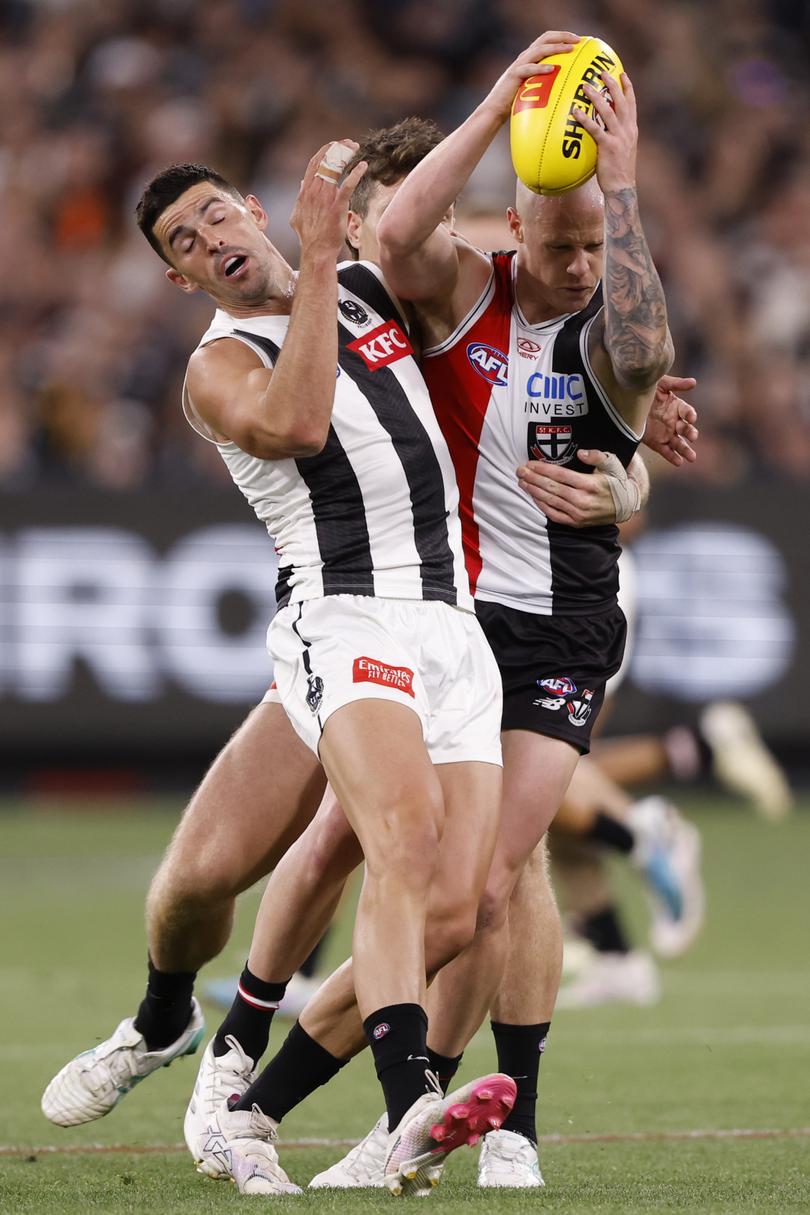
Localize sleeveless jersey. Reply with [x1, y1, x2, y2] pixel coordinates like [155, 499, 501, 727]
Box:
[183, 260, 471, 611]
[422, 251, 642, 616]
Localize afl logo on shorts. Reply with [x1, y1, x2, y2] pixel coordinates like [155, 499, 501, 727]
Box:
[528, 422, 574, 464]
[538, 676, 576, 696]
[373, 1022, 390, 1040]
[467, 342, 508, 386]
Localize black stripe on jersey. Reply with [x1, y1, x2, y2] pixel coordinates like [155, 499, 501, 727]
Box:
[233, 329, 281, 364]
[549, 286, 637, 471]
[546, 283, 627, 612]
[292, 604, 324, 734]
[235, 329, 375, 601]
[276, 563, 293, 609]
[338, 263, 408, 333]
[337, 320, 458, 603]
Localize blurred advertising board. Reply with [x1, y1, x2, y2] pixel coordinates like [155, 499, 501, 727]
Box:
[0, 481, 806, 762]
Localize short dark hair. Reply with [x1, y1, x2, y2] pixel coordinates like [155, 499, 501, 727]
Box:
[342, 117, 444, 220]
[135, 163, 243, 264]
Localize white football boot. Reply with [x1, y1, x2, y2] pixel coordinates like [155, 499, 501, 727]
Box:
[308, 1112, 388, 1188]
[184, 1035, 256, 1175]
[41, 999, 204, 1127]
[196, 1102, 301, 1195]
[628, 796, 705, 958]
[700, 701, 793, 821]
[556, 949, 661, 1009]
[384, 1073, 516, 1197]
[478, 1128, 545, 1188]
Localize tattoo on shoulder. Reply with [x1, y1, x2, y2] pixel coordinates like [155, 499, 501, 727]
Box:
[603, 188, 669, 383]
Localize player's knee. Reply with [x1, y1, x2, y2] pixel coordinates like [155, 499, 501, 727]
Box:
[153, 832, 243, 909]
[474, 880, 511, 934]
[425, 901, 477, 970]
[364, 792, 443, 885]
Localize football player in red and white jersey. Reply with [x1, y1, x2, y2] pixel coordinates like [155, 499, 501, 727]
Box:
[365, 29, 678, 1184]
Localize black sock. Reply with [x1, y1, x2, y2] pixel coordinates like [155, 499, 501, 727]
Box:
[133, 958, 196, 1052]
[426, 1046, 463, 1094]
[233, 1019, 347, 1119]
[580, 905, 631, 955]
[364, 1003, 431, 1131]
[491, 1020, 550, 1145]
[212, 966, 288, 1064]
[587, 810, 634, 854]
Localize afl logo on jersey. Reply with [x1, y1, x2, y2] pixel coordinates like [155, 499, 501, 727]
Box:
[467, 342, 508, 386]
[528, 422, 575, 464]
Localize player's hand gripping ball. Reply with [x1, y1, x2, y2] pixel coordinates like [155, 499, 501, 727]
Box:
[510, 35, 625, 195]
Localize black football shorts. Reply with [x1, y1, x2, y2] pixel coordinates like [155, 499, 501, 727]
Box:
[474, 600, 627, 754]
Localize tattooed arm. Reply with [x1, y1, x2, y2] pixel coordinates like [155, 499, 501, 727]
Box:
[574, 71, 673, 432]
[602, 185, 673, 387]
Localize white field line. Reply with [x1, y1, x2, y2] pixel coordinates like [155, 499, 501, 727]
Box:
[2, 1127, 810, 1157]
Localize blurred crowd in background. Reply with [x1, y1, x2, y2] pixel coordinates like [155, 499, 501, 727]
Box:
[1, 0, 809, 491]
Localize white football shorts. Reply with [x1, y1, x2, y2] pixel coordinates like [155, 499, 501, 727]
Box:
[267, 595, 503, 766]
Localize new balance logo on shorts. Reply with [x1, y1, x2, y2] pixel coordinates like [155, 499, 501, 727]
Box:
[352, 657, 415, 697]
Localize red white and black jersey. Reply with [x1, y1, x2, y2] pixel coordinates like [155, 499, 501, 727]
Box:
[422, 251, 642, 616]
[183, 260, 472, 612]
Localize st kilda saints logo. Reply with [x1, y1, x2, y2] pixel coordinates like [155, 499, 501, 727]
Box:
[527, 422, 575, 464]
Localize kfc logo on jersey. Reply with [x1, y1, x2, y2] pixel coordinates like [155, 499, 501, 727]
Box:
[467, 342, 509, 386]
[538, 676, 577, 696]
[518, 338, 542, 360]
[339, 298, 371, 327]
[353, 656, 415, 697]
[348, 321, 413, 370]
[528, 423, 575, 464]
[568, 688, 594, 727]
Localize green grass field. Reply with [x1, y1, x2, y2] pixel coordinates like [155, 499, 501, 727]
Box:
[1, 794, 809, 1213]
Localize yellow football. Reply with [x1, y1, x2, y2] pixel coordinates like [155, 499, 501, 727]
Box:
[510, 35, 625, 196]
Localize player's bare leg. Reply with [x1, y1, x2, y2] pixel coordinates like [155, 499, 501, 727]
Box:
[42, 701, 325, 1128]
[147, 702, 325, 975]
[422, 731, 576, 1189]
[246, 791, 363, 985]
[425, 731, 576, 1059]
[215, 747, 506, 1193]
[553, 756, 704, 962]
[591, 705, 792, 820]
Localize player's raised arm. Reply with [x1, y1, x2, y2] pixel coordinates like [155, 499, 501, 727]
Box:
[574, 73, 674, 432]
[377, 31, 579, 305]
[189, 144, 367, 459]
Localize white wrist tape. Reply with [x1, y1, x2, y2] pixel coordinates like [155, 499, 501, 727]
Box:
[315, 142, 355, 184]
[604, 457, 641, 523]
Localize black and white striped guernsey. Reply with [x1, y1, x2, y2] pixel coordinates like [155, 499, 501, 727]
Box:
[182, 260, 472, 611]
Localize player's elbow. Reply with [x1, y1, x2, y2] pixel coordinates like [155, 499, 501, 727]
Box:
[377, 210, 413, 259]
[614, 334, 674, 391]
[237, 422, 329, 460]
